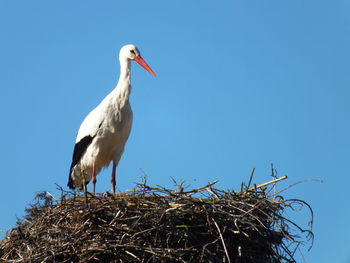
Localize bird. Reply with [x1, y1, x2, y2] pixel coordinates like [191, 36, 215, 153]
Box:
[68, 44, 156, 194]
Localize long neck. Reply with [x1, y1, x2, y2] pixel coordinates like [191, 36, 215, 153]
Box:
[119, 56, 131, 83]
[114, 56, 132, 104]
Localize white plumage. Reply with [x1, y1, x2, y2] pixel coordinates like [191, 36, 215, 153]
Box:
[68, 44, 155, 193]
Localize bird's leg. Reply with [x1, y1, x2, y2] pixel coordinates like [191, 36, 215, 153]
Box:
[111, 161, 117, 194]
[91, 162, 97, 194]
[81, 168, 88, 204]
[81, 170, 87, 193]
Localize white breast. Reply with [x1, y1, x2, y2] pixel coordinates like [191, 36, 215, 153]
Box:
[73, 93, 133, 186]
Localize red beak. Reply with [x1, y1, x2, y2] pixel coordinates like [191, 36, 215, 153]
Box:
[134, 56, 156, 77]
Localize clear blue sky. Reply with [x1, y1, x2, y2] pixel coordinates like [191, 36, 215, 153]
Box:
[1, 1, 349, 262]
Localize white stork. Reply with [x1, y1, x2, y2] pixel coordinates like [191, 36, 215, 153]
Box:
[68, 44, 155, 194]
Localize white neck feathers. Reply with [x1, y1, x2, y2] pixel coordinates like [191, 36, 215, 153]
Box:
[113, 56, 132, 106]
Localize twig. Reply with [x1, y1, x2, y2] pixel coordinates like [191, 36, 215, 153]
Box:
[213, 219, 231, 263]
[275, 179, 324, 195]
[246, 175, 288, 192]
[247, 167, 255, 189]
[270, 163, 277, 199]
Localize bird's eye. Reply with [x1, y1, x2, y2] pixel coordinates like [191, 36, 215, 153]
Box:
[130, 50, 135, 55]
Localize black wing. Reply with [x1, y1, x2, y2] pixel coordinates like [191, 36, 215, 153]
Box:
[67, 135, 94, 189]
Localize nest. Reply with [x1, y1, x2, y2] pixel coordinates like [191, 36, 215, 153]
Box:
[0, 175, 313, 263]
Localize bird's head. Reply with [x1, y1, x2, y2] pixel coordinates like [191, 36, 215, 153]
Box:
[120, 44, 156, 76]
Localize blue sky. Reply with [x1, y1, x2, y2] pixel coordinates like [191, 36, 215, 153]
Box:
[1, 1, 349, 262]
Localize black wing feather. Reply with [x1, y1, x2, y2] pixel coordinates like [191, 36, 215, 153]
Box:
[67, 135, 95, 189]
